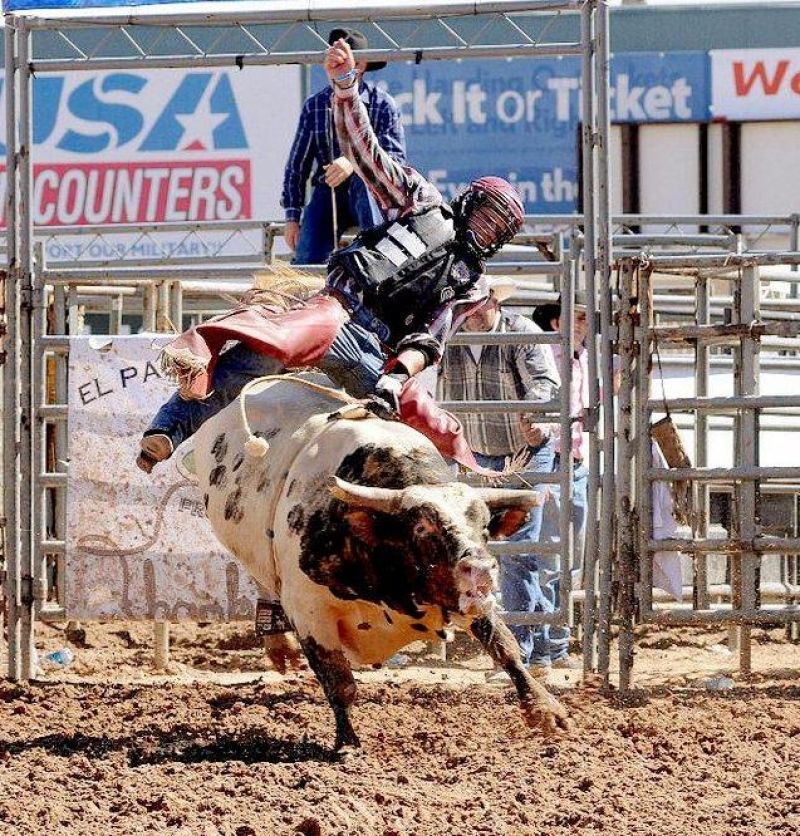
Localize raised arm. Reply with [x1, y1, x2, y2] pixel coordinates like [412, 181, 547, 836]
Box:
[325, 39, 438, 217]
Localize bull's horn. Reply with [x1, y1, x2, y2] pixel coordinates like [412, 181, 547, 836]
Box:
[475, 488, 543, 509]
[327, 476, 405, 513]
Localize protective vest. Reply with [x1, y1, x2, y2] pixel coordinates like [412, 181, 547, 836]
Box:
[327, 205, 482, 345]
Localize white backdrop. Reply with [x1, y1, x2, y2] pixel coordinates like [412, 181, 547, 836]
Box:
[65, 335, 258, 620]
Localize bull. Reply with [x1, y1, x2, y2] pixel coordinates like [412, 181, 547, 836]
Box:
[190, 375, 569, 750]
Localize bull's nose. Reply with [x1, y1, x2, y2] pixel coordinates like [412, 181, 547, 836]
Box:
[455, 552, 498, 601]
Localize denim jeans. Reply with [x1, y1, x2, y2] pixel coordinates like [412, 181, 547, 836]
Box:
[146, 318, 387, 447]
[530, 455, 589, 664]
[474, 438, 555, 668]
[292, 177, 381, 266]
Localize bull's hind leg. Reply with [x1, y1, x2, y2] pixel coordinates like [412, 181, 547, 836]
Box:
[471, 614, 570, 735]
[299, 635, 360, 751]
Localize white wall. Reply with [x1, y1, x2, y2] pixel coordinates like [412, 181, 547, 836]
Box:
[741, 121, 800, 215]
[638, 124, 700, 226]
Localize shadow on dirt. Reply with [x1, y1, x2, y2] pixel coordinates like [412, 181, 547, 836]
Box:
[0, 727, 339, 765]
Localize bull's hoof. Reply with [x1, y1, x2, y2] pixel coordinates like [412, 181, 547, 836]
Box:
[334, 728, 361, 754]
[520, 694, 572, 736]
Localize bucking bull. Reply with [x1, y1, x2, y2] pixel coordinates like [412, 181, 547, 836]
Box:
[189, 374, 569, 749]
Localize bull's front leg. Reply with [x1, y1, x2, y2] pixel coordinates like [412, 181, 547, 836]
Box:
[299, 635, 361, 751]
[471, 614, 570, 735]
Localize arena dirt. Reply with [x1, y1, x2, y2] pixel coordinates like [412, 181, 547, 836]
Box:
[0, 620, 798, 836]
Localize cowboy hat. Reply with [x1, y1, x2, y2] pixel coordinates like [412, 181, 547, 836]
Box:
[328, 28, 387, 72]
[484, 278, 519, 303]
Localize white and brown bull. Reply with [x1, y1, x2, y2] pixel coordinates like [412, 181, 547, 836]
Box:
[190, 376, 568, 749]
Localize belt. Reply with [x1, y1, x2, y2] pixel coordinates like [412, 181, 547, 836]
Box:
[326, 284, 392, 345]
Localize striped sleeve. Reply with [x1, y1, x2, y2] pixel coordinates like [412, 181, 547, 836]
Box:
[333, 82, 440, 217]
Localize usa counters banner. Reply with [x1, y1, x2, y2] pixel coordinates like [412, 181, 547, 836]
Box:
[364, 51, 710, 215]
[65, 336, 258, 621]
[0, 66, 300, 261]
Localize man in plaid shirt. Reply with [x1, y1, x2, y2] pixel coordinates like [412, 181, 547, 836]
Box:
[281, 28, 405, 265]
[439, 282, 561, 672]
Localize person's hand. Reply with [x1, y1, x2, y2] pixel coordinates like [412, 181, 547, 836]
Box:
[285, 220, 300, 251]
[373, 373, 406, 416]
[324, 156, 354, 188]
[519, 416, 550, 448]
[325, 38, 355, 86]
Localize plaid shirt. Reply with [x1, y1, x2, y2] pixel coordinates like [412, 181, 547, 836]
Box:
[439, 311, 560, 457]
[281, 80, 406, 223]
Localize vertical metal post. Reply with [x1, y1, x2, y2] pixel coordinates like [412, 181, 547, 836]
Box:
[694, 275, 711, 609]
[154, 621, 170, 670]
[593, 0, 616, 684]
[142, 285, 157, 332]
[580, 0, 602, 678]
[53, 284, 68, 608]
[17, 23, 36, 679]
[109, 294, 123, 335]
[31, 244, 47, 631]
[616, 259, 636, 691]
[4, 17, 21, 681]
[790, 214, 799, 297]
[157, 281, 171, 332]
[636, 268, 653, 617]
[735, 264, 760, 676]
[170, 281, 183, 332]
[557, 235, 574, 633]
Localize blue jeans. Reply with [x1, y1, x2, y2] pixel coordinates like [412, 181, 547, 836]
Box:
[146, 318, 387, 447]
[474, 438, 555, 668]
[530, 456, 589, 664]
[292, 177, 381, 266]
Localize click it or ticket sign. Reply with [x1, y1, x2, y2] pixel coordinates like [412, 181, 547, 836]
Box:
[711, 48, 800, 121]
[0, 66, 299, 228]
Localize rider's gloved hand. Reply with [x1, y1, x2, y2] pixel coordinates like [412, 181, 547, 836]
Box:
[373, 367, 410, 416]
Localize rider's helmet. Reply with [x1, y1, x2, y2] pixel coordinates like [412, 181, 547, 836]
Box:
[452, 176, 525, 259]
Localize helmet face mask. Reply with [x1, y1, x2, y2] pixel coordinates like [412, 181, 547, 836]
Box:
[453, 176, 525, 259]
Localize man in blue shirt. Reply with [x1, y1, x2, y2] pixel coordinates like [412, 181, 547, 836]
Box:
[281, 28, 406, 264]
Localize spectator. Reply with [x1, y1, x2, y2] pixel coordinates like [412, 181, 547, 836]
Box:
[439, 280, 560, 672]
[281, 28, 405, 264]
[530, 294, 590, 671]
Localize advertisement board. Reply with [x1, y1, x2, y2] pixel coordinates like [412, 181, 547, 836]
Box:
[314, 52, 708, 214]
[0, 66, 300, 260]
[711, 48, 800, 121]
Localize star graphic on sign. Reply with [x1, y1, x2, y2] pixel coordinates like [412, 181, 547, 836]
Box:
[175, 98, 228, 151]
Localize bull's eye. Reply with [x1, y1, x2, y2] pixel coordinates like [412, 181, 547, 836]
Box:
[413, 521, 430, 539]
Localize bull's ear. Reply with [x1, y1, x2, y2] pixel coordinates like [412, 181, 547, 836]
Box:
[344, 509, 379, 546]
[488, 508, 530, 539]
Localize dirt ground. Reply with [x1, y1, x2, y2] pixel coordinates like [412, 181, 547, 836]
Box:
[0, 620, 798, 836]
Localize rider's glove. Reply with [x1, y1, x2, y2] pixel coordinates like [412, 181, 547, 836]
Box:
[373, 370, 409, 416]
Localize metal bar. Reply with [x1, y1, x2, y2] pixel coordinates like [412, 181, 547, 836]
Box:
[643, 252, 800, 269]
[3, 18, 21, 682]
[39, 473, 67, 488]
[448, 331, 563, 346]
[52, 284, 68, 609]
[694, 273, 710, 609]
[736, 263, 761, 675]
[17, 23, 35, 681]
[30, 42, 584, 73]
[642, 608, 800, 626]
[636, 268, 654, 617]
[492, 541, 563, 557]
[650, 322, 800, 342]
[646, 537, 800, 554]
[647, 466, 800, 482]
[616, 260, 636, 691]
[22, 0, 585, 28]
[440, 399, 561, 415]
[595, 0, 616, 687]
[556, 233, 575, 658]
[614, 234, 735, 248]
[648, 396, 800, 413]
[579, 0, 600, 679]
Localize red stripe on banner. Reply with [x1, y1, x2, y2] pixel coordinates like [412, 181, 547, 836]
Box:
[0, 159, 252, 227]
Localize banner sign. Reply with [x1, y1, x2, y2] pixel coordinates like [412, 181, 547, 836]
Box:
[0, 66, 299, 259]
[65, 336, 258, 621]
[313, 51, 708, 214]
[711, 48, 800, 121]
